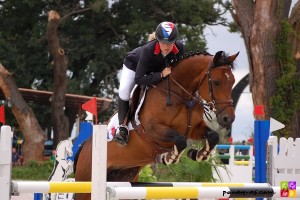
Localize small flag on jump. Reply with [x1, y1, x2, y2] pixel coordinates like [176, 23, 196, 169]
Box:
[0, 105, 5, 125]
[82, 97, 98, 124]
[247, 138, 254, 143]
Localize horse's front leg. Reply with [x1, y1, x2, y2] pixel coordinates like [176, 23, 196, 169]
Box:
[187, 129, 219, 161]
[155, 128, 187, 165]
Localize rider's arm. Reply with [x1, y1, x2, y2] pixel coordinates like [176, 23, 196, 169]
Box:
[135, 48, 162, 86]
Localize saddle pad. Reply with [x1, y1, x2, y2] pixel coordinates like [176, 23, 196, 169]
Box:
[134, 86, 148, 125]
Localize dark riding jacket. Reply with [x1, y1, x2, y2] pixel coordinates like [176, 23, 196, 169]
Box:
[123, 40, 184, 85]
[135, 40, 184, 85]
[123, 46, 143, 71]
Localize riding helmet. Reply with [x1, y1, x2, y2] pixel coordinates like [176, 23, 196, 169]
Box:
[155, 22, 178, 44]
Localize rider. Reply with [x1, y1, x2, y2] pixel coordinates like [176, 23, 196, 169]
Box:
[114, 32, 156, 145]
[115, 21, 184, 145]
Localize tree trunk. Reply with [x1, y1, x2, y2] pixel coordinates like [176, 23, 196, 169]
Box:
[47, 10, 69, 147]
[289, 1, 300, 138]
[0, 64, 45, 162]
[232, 0, 282, 120]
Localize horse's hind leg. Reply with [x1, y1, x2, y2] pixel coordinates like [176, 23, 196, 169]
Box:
[187, 130, 219, 161]
[156, 130, 187, 165]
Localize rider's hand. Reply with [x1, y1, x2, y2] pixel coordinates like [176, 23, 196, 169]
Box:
[161, 67, 171, 78]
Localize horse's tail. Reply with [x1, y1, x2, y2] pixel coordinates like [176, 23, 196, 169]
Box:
[73, 141, 86, 174]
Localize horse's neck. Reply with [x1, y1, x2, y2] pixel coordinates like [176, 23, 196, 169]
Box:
[171, 56, 211, 92]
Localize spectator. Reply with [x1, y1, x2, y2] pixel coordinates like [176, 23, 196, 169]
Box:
[50, 150, 56, 162]
[12, 147, 20, 167]
[240, 140, 249, 156]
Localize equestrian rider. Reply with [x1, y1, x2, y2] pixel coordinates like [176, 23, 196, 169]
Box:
[115, 21, 184, 145]
[114, 33, 156, 145]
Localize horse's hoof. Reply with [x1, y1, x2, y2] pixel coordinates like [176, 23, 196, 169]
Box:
[155, 154, 163, 164]
[187, 149, 197, 161]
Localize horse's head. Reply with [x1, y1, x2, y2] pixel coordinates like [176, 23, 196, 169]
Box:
[198, 51, 239, 127]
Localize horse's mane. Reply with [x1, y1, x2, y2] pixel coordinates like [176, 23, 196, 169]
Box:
[170, 50, 235, 70]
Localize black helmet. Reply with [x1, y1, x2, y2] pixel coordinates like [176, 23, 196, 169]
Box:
[155, 22, 178, 44]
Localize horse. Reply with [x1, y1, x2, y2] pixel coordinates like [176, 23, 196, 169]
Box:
[74, 51, 239, 200]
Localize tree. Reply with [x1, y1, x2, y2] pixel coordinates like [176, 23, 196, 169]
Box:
[47, 10, 69, 145]
[230, 0, 300, 137]
[0, 64, 45, 161]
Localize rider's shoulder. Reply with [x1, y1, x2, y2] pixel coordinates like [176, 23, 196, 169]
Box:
[143, 40, 157, 50]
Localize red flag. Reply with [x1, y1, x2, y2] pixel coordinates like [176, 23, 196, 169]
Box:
[228, 137, 233, 143]
[0, 105, 5, 125]
[82, 97, 98, 124]
[247, 138, 254, 143]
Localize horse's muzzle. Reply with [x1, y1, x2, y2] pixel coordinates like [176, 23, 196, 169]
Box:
[217, 113, 235, 128]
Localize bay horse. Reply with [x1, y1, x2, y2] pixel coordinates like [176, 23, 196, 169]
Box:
[74, 51, 239, 200]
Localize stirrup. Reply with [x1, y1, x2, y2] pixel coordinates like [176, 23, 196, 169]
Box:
[114, 125, 129, 145]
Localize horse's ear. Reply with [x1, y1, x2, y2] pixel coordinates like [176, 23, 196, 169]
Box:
[228, 52, 239, 62]
[213, 51, 224, 64]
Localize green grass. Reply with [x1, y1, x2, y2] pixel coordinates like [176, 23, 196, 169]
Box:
[12, 160, 56, 180]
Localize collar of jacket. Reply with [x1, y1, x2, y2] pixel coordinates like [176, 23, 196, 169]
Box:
[154, 42, 179, 55]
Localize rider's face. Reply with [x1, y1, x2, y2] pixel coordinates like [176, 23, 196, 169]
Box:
[159, 42, 174, 55]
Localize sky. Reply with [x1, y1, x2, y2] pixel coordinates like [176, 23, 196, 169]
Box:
[204, 25, 254, 142]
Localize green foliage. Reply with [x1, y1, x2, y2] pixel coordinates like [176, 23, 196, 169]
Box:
[153, 154, 215, 182]
[138, 165, 157, 182]
[12, 160, 54, 180]
[271, 20, 300, 137]
[12, 160, 75, 180]
[138, 141, 222, 182]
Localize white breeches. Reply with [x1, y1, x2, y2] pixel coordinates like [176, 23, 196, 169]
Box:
[119, 64, 136, 101]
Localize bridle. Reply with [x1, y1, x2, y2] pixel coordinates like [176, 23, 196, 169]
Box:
[152, 62, 234, 122]
[196, 64, 234, 117]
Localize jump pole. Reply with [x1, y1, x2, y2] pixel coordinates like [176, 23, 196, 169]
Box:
[107, 186, 300, 199]
[91, 124, 107, 200]
[0, 126, 13, 200]
[11, 181, 272, 193]
[10, 124, 107, 199]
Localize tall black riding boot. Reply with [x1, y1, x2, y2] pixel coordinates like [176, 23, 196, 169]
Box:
[115, 97, 130, 145]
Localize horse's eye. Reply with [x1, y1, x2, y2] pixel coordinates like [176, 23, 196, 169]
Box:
[213, 80, 220, 86]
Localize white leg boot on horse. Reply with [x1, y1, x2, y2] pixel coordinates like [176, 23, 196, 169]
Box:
[187, 130, 219, 161]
